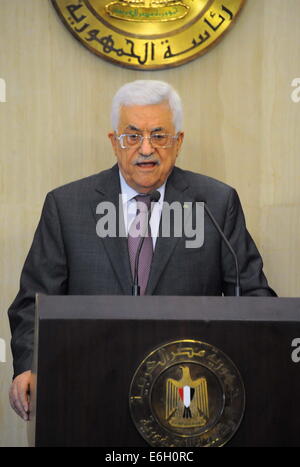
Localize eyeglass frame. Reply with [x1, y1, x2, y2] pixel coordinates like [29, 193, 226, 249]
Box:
[115, 132, 180, 149]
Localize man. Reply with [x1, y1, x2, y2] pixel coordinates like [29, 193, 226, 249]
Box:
[8, 79, 276, 421]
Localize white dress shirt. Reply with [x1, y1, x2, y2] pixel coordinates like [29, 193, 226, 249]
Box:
[119, 170, 165, 249]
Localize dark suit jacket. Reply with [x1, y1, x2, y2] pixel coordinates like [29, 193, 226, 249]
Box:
[8, 164, 276, 377]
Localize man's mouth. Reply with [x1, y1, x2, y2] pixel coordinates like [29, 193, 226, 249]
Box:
[135, 161, 158, 168]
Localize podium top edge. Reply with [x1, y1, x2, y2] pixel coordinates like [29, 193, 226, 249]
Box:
[35, 295, 300, 322]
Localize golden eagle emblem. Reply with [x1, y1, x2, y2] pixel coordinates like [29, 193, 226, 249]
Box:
[166, 365, 209, 428]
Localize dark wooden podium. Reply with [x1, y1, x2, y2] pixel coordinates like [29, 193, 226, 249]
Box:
[28, 295, 300, 447]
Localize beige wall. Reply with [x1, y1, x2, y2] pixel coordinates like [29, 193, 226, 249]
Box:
[0, 0, 299, 446]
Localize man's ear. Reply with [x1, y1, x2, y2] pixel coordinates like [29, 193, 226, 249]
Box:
[108, 132, 117, 153]
[108, 131, 115, 143]
[176, 131, 184, 157]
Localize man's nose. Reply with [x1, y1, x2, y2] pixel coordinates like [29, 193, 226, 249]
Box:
[139, 136, 154, 155]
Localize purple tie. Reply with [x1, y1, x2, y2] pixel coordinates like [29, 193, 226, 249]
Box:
[128, 195, 153, 295]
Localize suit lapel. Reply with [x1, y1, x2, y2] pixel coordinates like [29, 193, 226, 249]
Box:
[90, 165, 132, 295]
[146, 167, 193, 295]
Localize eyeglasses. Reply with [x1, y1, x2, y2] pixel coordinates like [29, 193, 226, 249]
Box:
[116, 133, 179, 149]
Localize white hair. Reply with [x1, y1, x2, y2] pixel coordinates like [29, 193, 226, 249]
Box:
[111, 80, 183, 132]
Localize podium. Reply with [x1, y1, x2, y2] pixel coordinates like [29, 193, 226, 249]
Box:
[28, 295, 300, 447]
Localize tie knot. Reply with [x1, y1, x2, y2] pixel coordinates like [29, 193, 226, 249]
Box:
[135, 194, 152, 209]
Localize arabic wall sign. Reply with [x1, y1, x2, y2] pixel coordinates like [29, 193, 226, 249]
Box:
[51, 0, 246, 70]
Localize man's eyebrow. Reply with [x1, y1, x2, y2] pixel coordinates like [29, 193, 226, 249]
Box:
[126, 125, 141, 132]
[125, 125, 165, 132]
[151, 127, 164, 132]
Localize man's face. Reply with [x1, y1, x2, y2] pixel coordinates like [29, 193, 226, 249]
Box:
[108, 103, 184, 193]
